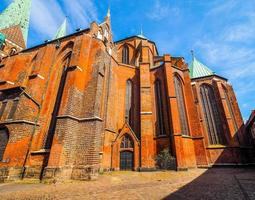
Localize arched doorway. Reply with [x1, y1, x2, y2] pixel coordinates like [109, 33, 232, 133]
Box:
[120, 134, 134, 170]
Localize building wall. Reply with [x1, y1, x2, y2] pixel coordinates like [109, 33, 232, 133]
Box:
[191, 76, 246, 164]
[0, 17, 251, 181]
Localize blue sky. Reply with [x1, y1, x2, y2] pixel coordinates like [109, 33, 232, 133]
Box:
[1, 0, 254, 120]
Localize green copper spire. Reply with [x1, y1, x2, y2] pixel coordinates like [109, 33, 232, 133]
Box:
[0, 0, 32, 45]
[137, 26, 147, 39]
[190, 51, 215, 79]
[54, 18, 67, 39]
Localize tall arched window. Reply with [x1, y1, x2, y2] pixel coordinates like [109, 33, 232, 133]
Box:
[200, 84, 225, 145]
[223, 86, 238, 132]
[0, 128, 9, 161]
[174, 75, 189, 136]
[45, 54, 72, 149]
[125, 80, 133, 128]
[122, 45, 129, 64]
[154, 80, 165, 136]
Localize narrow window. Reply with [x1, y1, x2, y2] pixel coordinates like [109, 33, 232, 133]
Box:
[0, 101, 7, 119]
[223, 86, 238, 132]
[125, 80, 133, 128]
[45, 54, 71, 148]
[122, 45, 129, 64]
[200, 84, 225, 145]
[174, 75, 190, 136]
[154, 80, 165, 136]
[8, 98, 19, 120]
[0, 128, 9, 161]
[9, 48, 17, 56]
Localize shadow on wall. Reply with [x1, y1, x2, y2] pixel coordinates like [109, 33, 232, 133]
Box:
[162, 125, 255, 200]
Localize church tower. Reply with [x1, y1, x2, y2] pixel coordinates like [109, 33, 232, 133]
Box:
[0, 0, 32, 58]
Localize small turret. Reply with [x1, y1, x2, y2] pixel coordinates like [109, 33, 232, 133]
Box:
[54, 18, 67, 39]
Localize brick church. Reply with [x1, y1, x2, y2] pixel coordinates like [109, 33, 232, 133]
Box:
[0, 0, 254, 181]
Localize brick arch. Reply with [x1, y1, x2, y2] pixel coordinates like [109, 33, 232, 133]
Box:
[118, 43, 135, 51]
[173, 72, 185, 85]
[111, 123, 140, 170]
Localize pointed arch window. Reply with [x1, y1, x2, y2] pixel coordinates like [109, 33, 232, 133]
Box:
[174, 75, 189, 136]
[45, 53, 72, 149]
[125, 80, 133, 128]
[222, 86, 238, 132]
[0, 128, 9, 161]
[120, 134, 134, 149]
[122, 45, 129, 64]
[154, 80, 165, 136]
[200, 84, 225, 145]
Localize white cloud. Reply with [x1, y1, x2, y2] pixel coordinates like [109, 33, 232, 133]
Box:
[222, 12, 255, 42]
[61, 0, 98, 30]
[28, 0, 98, 43]
[147, 0, 180, 21]
[30, 0, 65, 38]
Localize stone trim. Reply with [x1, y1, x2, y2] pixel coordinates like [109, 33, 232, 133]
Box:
[0, 120, 39, 126]
[105, 128, 116, 133]
[140, 111, 152, 115]
[31, 149, 50, 154]
[56, 115, 103, 122]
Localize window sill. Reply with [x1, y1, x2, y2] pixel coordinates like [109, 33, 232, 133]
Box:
[181, 135, 192, 139]
[154, 135, 168, 139]
[31, 149, 50, 154]
[206, 145, 227, 149]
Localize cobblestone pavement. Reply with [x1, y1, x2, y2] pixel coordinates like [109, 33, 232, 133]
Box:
[0, 168, 254, 200]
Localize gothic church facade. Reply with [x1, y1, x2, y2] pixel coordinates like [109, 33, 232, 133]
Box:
[0, 0, 253, 181]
